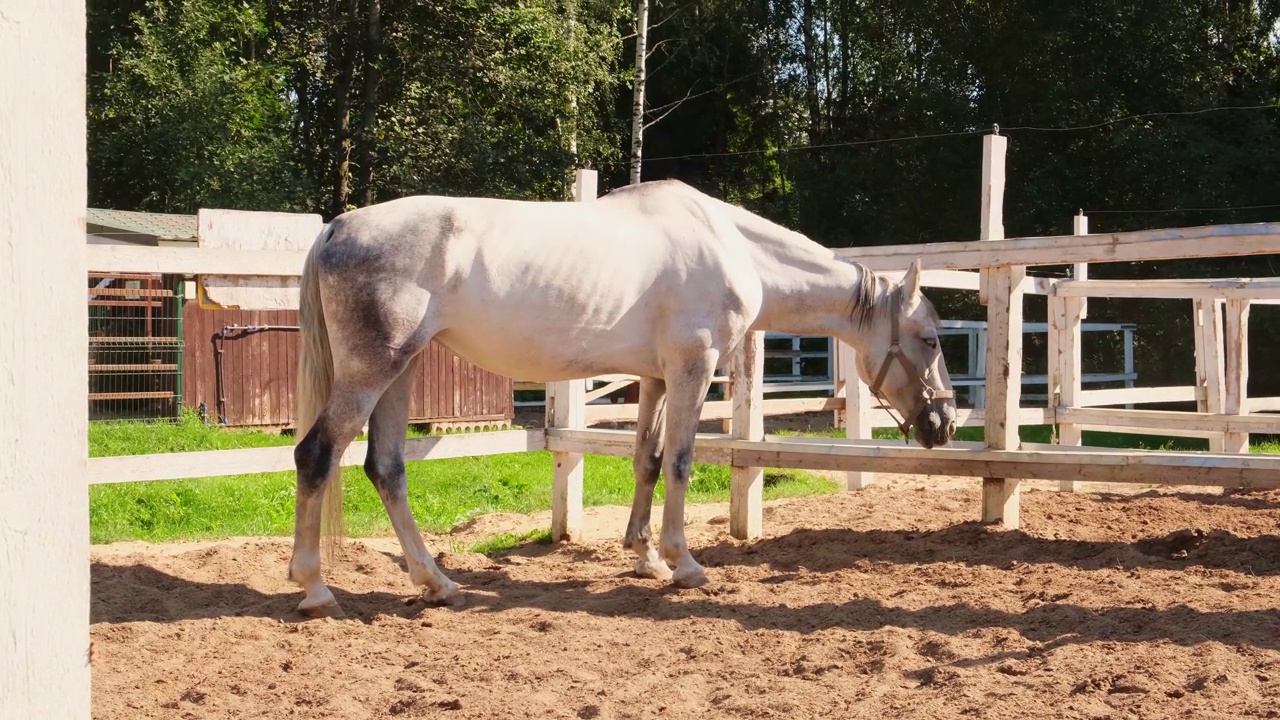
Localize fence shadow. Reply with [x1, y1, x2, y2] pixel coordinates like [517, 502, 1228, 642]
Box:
[91, 527, 1280, 659]
[686, 522, 1280, 577]
[1090, 487, 1280, 511]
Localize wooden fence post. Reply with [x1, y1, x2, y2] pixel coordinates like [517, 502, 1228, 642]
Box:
[1, 0, 92, 716]
[978, 129, 1024, 529]
[835, 341, 874, 489]
[1223, 299, 1251, 453]
[1050, 211, 1087, 492]
[1193, 298, 1227, 452]
[548, 169, 597, 542]
[729, 331, 765, 539]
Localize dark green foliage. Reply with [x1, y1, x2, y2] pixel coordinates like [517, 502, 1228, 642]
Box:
[88, 0, 1280, 392]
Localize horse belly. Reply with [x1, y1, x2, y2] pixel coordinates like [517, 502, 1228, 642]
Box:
[432, 315, 661, 383]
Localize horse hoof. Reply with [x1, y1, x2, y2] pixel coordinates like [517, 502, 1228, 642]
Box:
[424, 587, 466, 608]
[671, 566, 709, 589]
[635, 559, 674, 581]
[298, 600, 344, 619]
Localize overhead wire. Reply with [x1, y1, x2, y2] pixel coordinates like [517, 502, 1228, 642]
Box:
[593, 102, 1280, 167]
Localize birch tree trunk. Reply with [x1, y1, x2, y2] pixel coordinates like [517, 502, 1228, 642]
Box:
[629, 0, 648, 185]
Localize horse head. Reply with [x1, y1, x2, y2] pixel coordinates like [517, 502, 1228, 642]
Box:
[855, 257, 957, 449]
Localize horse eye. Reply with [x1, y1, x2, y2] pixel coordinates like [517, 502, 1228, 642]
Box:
[923, 337, 938, 350]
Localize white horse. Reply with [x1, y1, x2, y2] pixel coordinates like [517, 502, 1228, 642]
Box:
[287, 179, 957, 617]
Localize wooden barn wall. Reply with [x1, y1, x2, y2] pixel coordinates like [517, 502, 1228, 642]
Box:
[181, 303, 513, 428]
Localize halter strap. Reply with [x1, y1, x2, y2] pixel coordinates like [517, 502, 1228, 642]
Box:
[867, 291, 955, 439]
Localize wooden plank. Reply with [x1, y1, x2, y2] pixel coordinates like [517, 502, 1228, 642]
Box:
[584, 378, 635, 403]
[195, 209, 323, 309]
[1057, 407, 1280, 434]
[88, 363, 179, 372]
[89, 336, 183, 344]
[545, 429, 1280, 488]
[1223, 299, 1251, 453]
[1076, 385, 1198, 407]
[547, 168, 596, 544]
[1049, 291, 1084, 491]
[1055, 277, 1280, 300]
[877, 268, 982, 291]
[1073, 213, 1089, 320]
[1194, 299, 1227, 451]
[545, 430, 734, 465]
[1, 0, 91, 713]
[729, 446, 1280, 488]
[87, 244, 308, 276]
[730, 332, 764, 540]
[1075, 424, 1224, 441]
[583, 397, 1052, 428]
[835, 223, 1280, 272]
[87, 430, 545, 485]
[978, 132, 1022, 529]
[836, 341, 874, 489]
[88, 391, 174, 401]
[88, 286, 175, 298]
[1247, 397, 1280, 413]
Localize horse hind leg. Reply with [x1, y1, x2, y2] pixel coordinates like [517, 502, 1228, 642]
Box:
[363, 355, 463, 606]
[290, 376, 387, 617]
[623, 377, 671, 581]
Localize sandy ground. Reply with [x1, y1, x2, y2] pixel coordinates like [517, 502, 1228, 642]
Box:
[91, 465, 1280, 720]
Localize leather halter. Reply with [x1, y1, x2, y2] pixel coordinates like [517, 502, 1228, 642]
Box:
[867, 290, 955, 438]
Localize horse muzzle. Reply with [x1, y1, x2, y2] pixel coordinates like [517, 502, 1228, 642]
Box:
[912, 401, 957, 449]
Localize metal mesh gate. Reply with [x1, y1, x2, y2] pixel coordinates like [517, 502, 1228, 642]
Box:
[87, 272, 184, 422]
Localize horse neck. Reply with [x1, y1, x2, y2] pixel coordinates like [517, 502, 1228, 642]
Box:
[751, 254, 882, 339]
[722, 203, 883, 339]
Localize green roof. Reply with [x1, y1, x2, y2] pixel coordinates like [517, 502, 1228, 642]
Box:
[87, 208, 197, 241]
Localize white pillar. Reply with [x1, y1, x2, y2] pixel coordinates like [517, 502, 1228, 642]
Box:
[0, 0, 91, 717]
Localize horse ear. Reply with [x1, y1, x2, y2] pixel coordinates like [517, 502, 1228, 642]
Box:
[902, 256, 923, 302]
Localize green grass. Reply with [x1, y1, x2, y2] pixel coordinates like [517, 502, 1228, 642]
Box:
[87, 414, 839, 545]
[87, 413, 1279, 547]
[469, 528, 553, 557]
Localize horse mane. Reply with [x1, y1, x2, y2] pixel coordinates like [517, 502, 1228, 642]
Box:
[842, 260, 885, 330]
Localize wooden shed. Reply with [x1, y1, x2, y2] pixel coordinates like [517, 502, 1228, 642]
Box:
[180, 303, 514, 430]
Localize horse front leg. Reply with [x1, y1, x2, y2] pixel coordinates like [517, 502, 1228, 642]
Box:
[658, 354, 718, 589]
[624, 378, 670, 580]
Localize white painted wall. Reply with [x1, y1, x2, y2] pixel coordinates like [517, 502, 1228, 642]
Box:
[0, 0, 92, 717]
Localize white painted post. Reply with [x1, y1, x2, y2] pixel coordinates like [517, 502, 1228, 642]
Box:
[548, 169, 596, 542]
[729, 331, 765, 539]
[835, 341, 874, 489]
[1193, 298, 1227, 452]
[1, 0, 91, 716]
[1223, 299, 1251, 453]
[978, 129, 1024, 529]
[1052, 212, 1087, 492]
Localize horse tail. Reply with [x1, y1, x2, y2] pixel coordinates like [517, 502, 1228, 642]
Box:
[295, 223, 345, 561]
